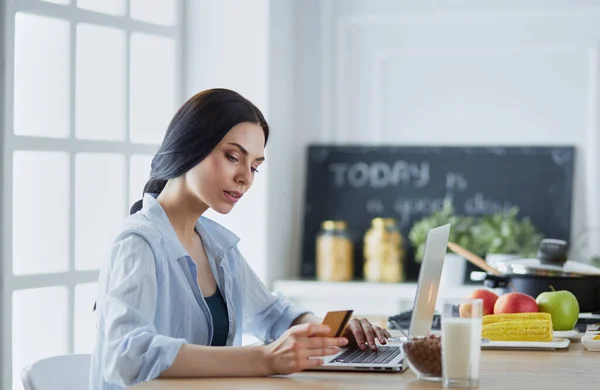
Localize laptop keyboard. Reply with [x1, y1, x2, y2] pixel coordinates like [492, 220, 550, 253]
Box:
[330, 346, 401, 365]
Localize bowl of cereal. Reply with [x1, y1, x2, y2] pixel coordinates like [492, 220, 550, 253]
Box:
[400, 334, 442, 381]
[581, 333, 600, 352]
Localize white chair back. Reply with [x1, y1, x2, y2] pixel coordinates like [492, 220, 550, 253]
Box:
[21, 354, 91, 390]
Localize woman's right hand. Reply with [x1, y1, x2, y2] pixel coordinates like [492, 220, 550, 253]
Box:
[263, 323, 348, 375]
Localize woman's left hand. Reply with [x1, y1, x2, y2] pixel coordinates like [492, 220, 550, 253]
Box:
[342, 318, 392, 351]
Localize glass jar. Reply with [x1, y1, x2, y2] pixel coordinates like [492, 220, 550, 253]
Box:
[316, 220, 354, 282]
[363, 218, 405, 283]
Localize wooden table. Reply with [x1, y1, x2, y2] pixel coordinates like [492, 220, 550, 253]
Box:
[131, 338, 599, 389]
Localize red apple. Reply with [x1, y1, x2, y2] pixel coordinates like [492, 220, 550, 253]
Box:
[459, 289, 499, 317]
[493, 292, 539, 314]
[467, 289, 499, 316]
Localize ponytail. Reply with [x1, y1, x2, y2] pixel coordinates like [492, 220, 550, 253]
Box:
[129, 178, 168, 215]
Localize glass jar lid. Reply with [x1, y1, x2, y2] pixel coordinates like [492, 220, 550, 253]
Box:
[322, 220, 347, 231]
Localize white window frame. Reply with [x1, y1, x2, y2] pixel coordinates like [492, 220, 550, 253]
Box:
[1, 1, 184, 388]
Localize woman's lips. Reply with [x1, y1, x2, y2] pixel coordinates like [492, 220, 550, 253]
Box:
[223, 190, 242, 203]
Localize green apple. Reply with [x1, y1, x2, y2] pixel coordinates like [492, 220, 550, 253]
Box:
[535, 288, 580, 331]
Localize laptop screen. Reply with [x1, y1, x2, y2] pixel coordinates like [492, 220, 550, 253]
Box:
[408, 224, 451, 337]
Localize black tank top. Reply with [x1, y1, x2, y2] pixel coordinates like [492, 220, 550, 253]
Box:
[204, 288, 229, 346]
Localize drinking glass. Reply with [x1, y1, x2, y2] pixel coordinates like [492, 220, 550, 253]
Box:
[441, 298, 483, 388]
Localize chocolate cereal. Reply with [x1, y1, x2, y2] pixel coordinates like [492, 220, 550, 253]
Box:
[402, 334, 442, 377]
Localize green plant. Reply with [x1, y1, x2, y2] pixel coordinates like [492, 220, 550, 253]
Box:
[408, 202, 544, 263]
[408, 200, 483, 263]
[471, 207, 543, 257]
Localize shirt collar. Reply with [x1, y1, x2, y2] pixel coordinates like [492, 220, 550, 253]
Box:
[140, 193, 240, 262]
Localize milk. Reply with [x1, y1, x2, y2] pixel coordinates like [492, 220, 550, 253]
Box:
[441, 318, 482, 382]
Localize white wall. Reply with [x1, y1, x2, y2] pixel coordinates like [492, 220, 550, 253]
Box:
[184, 0, 270, 281]
[185, 0, 600, 286]
[0, 0, 5, 381]
[289, 0, 600, 275]
[266, 0, 301, 287]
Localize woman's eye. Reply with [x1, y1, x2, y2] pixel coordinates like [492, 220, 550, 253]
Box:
[226, 154, 238, 163]
[251, 167, 260, 173]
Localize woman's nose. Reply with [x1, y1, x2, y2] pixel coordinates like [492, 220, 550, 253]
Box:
[236, 167, 252, 185]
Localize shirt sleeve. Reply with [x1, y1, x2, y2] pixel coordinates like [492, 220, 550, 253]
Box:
[236, 246, 312, 342]
[100, 233, 186, 387]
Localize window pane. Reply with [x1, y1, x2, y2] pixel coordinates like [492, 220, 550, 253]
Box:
[75, 153, 126, 270]
[40, 0, 70, 4]
[14, 13, 70, 138]
[130, 0, 177, 26]
[13, 152, 70, 275]
[77, 0, 126, 15]
[129, 155, 153, 206]
[76, 24, 126, 141]
[74, 282, 98, 353]
[130, 33, 176, 144]
[13, 287, 69, 390]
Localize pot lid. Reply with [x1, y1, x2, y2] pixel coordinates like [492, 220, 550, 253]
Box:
[494, 258, 600, 277]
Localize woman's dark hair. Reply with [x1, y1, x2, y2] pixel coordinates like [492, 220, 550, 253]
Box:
[129, 88, 269, 215]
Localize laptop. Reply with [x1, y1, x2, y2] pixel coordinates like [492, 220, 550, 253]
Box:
[311, 223, 451, 372]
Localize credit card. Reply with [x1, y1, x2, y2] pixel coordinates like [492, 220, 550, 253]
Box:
[322, 310, 354, 337]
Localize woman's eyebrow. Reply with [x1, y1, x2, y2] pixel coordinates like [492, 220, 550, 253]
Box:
[227, 142, 265, 161]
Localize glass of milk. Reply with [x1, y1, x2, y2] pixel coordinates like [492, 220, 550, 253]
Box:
[441, 298, 483, 388]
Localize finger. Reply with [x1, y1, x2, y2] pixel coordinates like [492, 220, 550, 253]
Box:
[384, 329, 392, 338]
[308, 324, 332, 337]
[373, 326, 387, 345]
[302, 346, 342, 358]
[304, 357, 325, 369]
[347, 319, 367, 350]
[359, 319, 377, 350]
[293, 323, 331, 337]
[302, 336, 348, 349]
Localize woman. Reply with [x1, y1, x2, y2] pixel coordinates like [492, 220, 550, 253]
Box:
[90, 89, 391, 389]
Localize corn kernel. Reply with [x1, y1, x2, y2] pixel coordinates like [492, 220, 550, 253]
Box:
[482, 319, 553, 342]
[482, 312, 551, 326]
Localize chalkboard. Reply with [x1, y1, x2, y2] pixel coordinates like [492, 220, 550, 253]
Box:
[301, 145, 576, 280]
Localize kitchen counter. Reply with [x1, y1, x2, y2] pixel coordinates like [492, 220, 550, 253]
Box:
[271, 279, 489, 317]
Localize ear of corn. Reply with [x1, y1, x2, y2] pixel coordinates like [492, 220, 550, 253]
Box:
[482, 312, 551, 326]
[482, 319, 553, 342]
